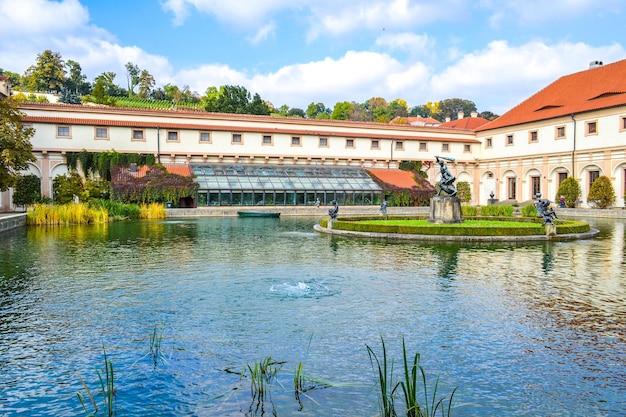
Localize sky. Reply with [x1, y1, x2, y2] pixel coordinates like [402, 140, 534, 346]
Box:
[1, 0, 625, 115]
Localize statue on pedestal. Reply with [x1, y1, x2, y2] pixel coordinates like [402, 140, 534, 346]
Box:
[435, 156, 458, 197]
[535, 193, 558, 225]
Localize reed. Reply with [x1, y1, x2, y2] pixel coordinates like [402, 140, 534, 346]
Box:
[367, 337, 398, 417]
[76, 346, 116, 417]
[139, 203, 167, 219]
[149, 323, 166, 368]
[27, 203, 109, 225]
[244, 357, 282, 415]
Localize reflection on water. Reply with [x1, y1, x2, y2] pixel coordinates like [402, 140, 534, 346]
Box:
[1, 216, 625, 416]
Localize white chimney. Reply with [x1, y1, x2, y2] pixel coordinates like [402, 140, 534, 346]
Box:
[457, 111, 464, 120]
[589, 60, 603, 69]
[445, 117, 451, 122]
[471, 111, 478, 118]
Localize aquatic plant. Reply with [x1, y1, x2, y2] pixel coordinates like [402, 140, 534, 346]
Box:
[26, 203, 109, 225]
[149, 323, 166, 368]
[139, 202, 166, 219]
[76, 346, 116, 417]
[244, 357, 283, 415]
[367, 337, 397, 417]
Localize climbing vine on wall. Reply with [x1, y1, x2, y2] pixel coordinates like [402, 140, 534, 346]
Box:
[66, 150, 156, 180]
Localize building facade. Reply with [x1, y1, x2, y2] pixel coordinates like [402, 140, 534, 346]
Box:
[2, 58, 625, 211]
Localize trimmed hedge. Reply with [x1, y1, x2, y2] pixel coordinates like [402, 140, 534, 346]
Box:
[320, 215, 590, 236]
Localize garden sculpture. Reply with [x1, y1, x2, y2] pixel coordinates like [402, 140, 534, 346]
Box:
[535, 193, 558, 225]
[435, 156, 458, 197]
[328, 200, 339, 220]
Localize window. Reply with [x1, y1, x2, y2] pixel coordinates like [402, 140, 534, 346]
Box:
[531, 175, 541, 197]
[262, 135, 272, 145]
[558, 172, 568, 185]
[586, 120, 598, 135]
[57, 125, 71, 138]
[529, 130, 538, 143]
[232, 133, 243, 144]
[589, 170, 600, 189]
[464, 144, 471, 153]
[319, 137, 328, 147]
[395, 141, 404, 151]
[506, 134, 514, 145]
[291, 136, 301, 146]
[620, 116, 626, 131]
[371, 139, 379, 149]
[486, 137, 492, 148]
[442, 143, 449, 152]
[132, 129, 145, 141]
[419, 142, 427, 151]
[95, 127, 108, 139]
[199, 132, 211, 143]
[555, 125, 566, 139]
[167, 131, 179, 142]
[346, 139, 354, 148]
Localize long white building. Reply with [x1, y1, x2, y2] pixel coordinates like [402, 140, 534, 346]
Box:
[2, 58, 626, 210]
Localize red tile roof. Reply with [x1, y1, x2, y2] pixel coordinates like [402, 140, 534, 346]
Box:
[391, 116, 441, 125]
[477, 58, 626, 131]
[367, 169, 422, 188]
[438, 116, 489, 130]
[123, 164, 192, 178]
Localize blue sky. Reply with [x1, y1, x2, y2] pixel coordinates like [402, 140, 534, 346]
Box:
[1, 0, 625, 114]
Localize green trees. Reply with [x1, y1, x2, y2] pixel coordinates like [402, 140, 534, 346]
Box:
[12, 174, 41, 207]
[0, 98, 36, 191]
[204, 85, 270, 115]
[22, 50, 66, 92]
[556, 177, 581, 208]
[587, 175, 616, 208]
[456, 181, 472, 204]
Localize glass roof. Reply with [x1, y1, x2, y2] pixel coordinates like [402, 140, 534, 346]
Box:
[191, 164, 382, 192]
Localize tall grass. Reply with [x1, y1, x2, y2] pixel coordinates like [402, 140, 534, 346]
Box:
[77, 346, 116, 417]
[27, 203, 109, 225]
[244, 357, 283, 415]
[367, 337, 398, 417]
[139, 203, 166, 219]
[89, 199, 141, 220]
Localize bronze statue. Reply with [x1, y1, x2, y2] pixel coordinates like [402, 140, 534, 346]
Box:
[328, 200, 339, 220]
[435, 156, 458, 197]
[535, 193, 558, 225]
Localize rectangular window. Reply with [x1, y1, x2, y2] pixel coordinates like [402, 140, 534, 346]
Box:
[95, 127, 108, 139]
[586, 120, 598, 135]
[558, 172, 568, 185]
[395, 141, 404, 151]
[167, 131, 179, 142]
[442, 143, 449, 152]
[346, 139, 354, 148]
[506, 134, 514, 146]
[419, 142, 427, 151]
[371, 139, 379, 149]
[464, 144, 471, 152]
[57, 125, 71, 138]
[589, 170, 600, 189]
[262, 135, 273, 145]
[199, 132, 211, 143]
[232, 133, 243, 144]
[529, 130, 538, 142]
[555, 125, 566, 139]
[319, 137, 328, 147]
[132, 129, 145, 141]
[620, 116, 626, 131]
[531, 175, 541, 197]
[291, 136, 301, 146]
[486, 137, 492, 148]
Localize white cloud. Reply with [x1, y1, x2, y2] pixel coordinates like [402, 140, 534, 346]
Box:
[247, 23, 277, 45]
[375, 32, 433, 52]
[0, 0, 89, 36]
[161, 0, 295, 26]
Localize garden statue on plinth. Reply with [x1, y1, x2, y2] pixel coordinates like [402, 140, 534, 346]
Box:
[535, 193, 558, 235]
[429, 156, 463, 224]
[328, 200, 339, 229]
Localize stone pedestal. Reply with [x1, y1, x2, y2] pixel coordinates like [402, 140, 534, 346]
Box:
[428, 196, 464, 224]
[488, 198, 498, 206]
[545, 224, 557, 236]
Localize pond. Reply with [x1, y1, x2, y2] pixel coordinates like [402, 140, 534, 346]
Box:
[1, 216, 625, 416]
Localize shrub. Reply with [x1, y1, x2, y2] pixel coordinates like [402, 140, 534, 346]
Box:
[587, 175, 615, 208]
[461, 205, 477, 216]
[456, 181, 471, 203]
[479, 205, 514, 216]
[556, 177, 581, 208]
[12, 174, 41, 207]
[521, 204, 537, 217]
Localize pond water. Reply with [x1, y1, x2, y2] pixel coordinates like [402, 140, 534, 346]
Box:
[1, 216, 625, 416]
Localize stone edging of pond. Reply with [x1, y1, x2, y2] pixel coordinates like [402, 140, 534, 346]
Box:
[313, 224, 600, 242]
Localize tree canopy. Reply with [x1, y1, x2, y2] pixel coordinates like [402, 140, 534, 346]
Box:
[0, 98, 36, 191]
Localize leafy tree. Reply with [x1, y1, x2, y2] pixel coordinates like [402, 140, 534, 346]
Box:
[330, 101, 353, 120]
[65, 60, 90, 95]
[137, 69, 155, 98]
[94, 72, 124, 96]
[438, 98, 477, 121]
[111, 165, 199, 204]
[0, 69, 22, 89]
[247, 93, 271, 115]
[0, 98, 36, 191]
[83, 178, 111, 200]
[86, 78, 116, 106]
[587, 175, 615, 208]
[479, 111, 498, 121]
[12, 174, 41, 207]
[388, 98, 409, 118]
[456, 181, 472, 203]
[287, 107, 305, 118]
[556, 177, 581, 208]
[125, 62, 140, 96]
[306, 102, 329, 119]
[28, 50, 66, 92]
[52, 172, 84, 204]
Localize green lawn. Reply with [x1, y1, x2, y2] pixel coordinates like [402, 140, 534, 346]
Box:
[358, 219, 542, 228]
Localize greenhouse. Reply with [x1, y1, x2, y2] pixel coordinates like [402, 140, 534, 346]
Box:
[191, 164, 383, 206]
